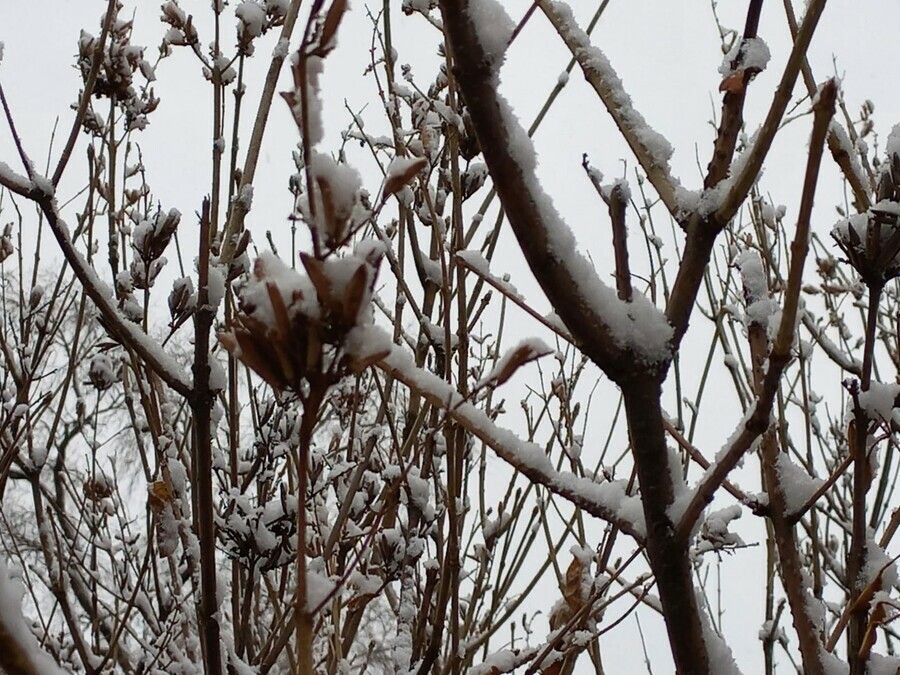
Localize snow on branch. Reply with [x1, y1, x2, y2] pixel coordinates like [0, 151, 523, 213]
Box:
[353, 327, 647, 540]
[711, 0, 827, 228]
[446, 0, 673, 375]
[538, 0, 682, 218]
[0, 161, 34, 198]
[0, 557, 68, 675]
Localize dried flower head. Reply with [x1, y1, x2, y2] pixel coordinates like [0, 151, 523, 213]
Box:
[833, 129, 900, 285]
[218, 244, 387, 393]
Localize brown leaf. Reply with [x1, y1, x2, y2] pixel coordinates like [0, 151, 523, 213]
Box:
[382, 156, 428, 200]
[719, 71, 746, 94]
[301, 253, 333, 307]
[148, 480, 172, 513]
[341, 262, 369, 325]
[316, 174, 342, 246]
[265, 280, 291, 342]
[563, 556, 586, 613]
[488, 341, 553, 388]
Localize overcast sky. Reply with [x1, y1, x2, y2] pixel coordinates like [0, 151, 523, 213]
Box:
[4, 1, 900, 672]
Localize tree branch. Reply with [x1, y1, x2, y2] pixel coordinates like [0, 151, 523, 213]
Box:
[438, 0, 671, 383]
[538, 0, 681, 219]
[374, 340, 645, 541]
[713, 0, 827, 227]
[34, 185, 193, 397]
[678, 79, 837, 538]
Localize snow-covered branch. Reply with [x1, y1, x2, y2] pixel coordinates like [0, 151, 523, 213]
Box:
[538, 0, 682, 219]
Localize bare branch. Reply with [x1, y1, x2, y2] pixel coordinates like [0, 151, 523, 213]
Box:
[374, 339, 646, 541]
[678, 79, 837, 537]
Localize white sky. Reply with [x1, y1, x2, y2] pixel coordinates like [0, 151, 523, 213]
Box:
[3, 1, 900, 672]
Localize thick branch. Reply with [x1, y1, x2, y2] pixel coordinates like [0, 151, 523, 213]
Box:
[438, 0, 668, 382]
[622, 377, 709, 674]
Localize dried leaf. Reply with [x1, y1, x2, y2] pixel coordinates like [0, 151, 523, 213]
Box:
[719, 71, 746, 94]
[301, 253, 333, 306]
[265, 281, 291, 342]
[487, 340, 553, 388]
[563, 556, 586, 613]
[148, 480, 172, 513]
[382, 156, 428, 200]
[341, 262, 369, 325]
